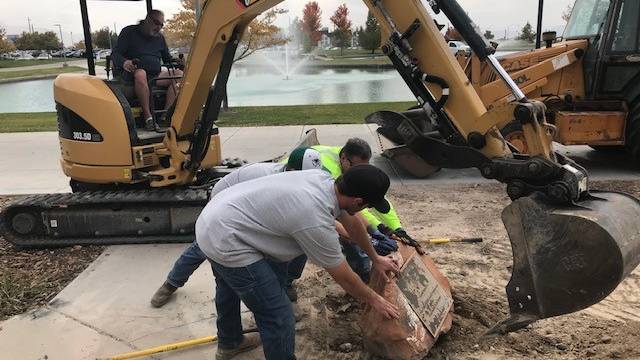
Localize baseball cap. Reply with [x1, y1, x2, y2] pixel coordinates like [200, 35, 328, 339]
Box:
[287, 147, 322, 170]
[338, 164, 391, 213]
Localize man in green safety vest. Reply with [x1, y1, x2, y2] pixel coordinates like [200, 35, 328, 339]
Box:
[298, 138, 413, 281]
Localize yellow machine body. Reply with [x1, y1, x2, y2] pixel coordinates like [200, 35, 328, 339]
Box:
[54, 74, 221, 185]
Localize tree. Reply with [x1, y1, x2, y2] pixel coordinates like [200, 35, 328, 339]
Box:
[561, 4, 573, 23]
[234, 9, 288, 62]
[518, 22, 536, 42]
[444, 27, 463, 41]
[483, 30, 495, 40]
[288, 17, 305, 50]
[0, 27, 16, 54]
[164, 0, 197, 48]
[302, 1, 322, 51]
[358, 11, 381, 54]
[73, 40, 85, 49]
[14, 31, 61, 50]
[330, 4, 352, 55]
[93, 27, 117, 49]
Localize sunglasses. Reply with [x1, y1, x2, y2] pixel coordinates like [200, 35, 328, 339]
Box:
[151, 18, 164, 27]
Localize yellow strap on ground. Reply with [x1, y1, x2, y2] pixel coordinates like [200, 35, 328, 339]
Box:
[99, 335, 217, 360]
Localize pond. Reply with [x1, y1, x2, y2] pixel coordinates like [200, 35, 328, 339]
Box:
[0, 67, 416, 113]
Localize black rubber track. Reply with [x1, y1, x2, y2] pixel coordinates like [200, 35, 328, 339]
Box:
[0, 188, 209, 248]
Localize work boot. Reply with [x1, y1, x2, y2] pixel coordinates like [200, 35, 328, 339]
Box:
[215, 333, 262, 360]
[150, 281, 177, 308]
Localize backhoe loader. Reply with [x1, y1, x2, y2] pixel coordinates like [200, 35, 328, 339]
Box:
[373, 0, 640, 175]
[1, 0, 640, 334]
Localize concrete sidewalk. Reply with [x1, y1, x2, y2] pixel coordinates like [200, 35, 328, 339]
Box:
[1, 124, 639, 359]
[0, 124, 419, 360]
[0, 124, 487, 195]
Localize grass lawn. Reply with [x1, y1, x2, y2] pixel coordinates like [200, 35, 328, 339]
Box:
[0, 58, 69, 69]
[0, 66, 85, 80]
[0, 101, 416, 132]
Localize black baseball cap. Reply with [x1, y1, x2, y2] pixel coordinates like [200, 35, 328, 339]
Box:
[338, 164, 391, 213]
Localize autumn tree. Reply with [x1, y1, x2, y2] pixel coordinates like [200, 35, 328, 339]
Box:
[234, 9, 288, 62]
[358, 11, 381, 54]
[302, 1, 322, 52]
[163, 1, 288, 110]
[0, 27, 16, 54]
[518, 22, 536, 42]
[483, 30, 495, 40]
[330, 4, 352, 55]
[163, 0, 197, 48]
[14, 31, 61, 50]
[73, 40, 85, 49]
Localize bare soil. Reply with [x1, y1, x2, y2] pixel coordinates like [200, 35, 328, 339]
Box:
[293, 180, 640, 359]
[0, 196, 104, 321]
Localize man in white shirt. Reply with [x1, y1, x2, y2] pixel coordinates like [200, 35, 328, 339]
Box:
[199, 165, 399, 360]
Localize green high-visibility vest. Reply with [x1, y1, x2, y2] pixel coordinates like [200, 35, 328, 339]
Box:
[310, 145, 403, 231]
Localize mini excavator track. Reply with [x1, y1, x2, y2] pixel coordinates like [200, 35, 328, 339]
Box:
[0, 188, 210, 248]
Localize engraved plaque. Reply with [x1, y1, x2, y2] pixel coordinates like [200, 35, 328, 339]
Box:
[396, 253, 453, 337]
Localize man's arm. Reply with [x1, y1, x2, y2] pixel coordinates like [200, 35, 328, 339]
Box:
[338, 212, 399, 281]
[325, 260, 399, 319]
[160, 35, 172, 65]
[111, 27, 131, 70]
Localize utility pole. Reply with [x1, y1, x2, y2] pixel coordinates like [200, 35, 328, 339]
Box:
[54, 24, 68, 66]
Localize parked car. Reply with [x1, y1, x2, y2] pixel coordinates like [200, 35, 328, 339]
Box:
[37, 52, 52, 60]
[448, 41, 471, 55]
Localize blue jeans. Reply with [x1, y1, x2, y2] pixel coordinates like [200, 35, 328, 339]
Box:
[211, 258, 296, 360]
[166, 241, 208, 288]
[342, 242, 371, 282]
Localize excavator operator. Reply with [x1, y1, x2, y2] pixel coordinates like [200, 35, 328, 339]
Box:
[111, 9, 182, 131]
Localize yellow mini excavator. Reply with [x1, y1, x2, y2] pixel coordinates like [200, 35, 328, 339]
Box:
[2, 0, 640, 334]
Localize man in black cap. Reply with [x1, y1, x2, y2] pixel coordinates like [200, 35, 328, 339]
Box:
[196, 164, 399, 360]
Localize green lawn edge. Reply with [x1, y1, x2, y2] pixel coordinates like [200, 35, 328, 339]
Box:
[0, 101, 416, 133]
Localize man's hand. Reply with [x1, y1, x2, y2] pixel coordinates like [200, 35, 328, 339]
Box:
[369, 293, 400, 319]
[371, 254, 399, 283]
[370, 230, 398, 256]
[123, 59, 136, 73]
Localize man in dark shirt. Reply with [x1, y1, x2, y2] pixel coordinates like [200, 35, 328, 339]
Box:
[112, 10, 182, 131]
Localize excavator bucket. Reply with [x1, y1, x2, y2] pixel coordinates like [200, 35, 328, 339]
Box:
[489, 191, 640, 334]
[365, 110, 441, 178]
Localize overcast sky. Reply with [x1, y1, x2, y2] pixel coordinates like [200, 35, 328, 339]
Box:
[2, 0, 574, 46]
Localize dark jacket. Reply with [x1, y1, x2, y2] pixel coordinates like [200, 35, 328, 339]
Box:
[111, 23, 171, 76]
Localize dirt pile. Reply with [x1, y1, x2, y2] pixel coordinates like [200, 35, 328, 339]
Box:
[292, 181, 640, 359]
